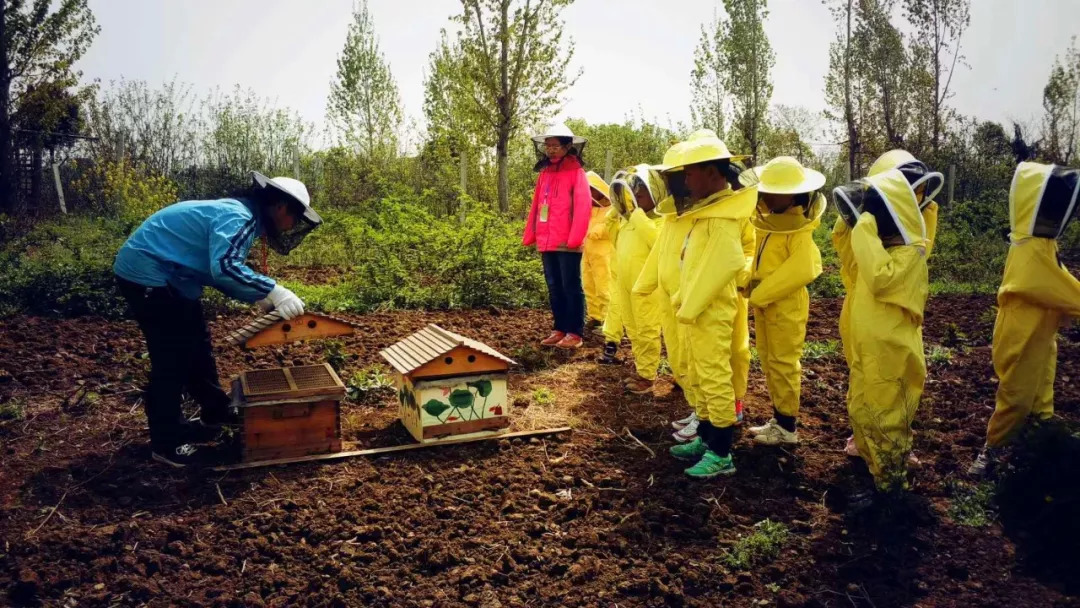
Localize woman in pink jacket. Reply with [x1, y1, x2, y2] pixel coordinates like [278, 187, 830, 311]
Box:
[523, 123, 593, 349]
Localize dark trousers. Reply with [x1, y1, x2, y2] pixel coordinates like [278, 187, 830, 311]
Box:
[541, 251, 585, 336]
[117, 276, 230, 449]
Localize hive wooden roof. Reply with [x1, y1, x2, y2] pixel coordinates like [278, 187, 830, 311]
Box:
[379, 324, 515, 375]
[224, 312, 358, 348]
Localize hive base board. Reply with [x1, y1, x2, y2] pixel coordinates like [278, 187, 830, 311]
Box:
[212, 426, 572, 471]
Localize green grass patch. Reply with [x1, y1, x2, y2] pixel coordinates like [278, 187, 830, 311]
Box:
[927, 345, 954, 367]
[532, 387, 555, 407]
[346, 365, 395, 402]
[803, 339, 841, 361]
[947, 480, 996, 527]
[722, 519, 791, 569]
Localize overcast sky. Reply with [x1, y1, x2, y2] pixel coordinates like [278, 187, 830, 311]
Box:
[79, 0, 1080, 143]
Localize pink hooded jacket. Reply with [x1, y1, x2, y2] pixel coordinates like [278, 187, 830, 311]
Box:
[522, 155, 593, 252]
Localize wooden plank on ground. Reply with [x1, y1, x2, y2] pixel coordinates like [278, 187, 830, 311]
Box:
[213, 427, 572, 471]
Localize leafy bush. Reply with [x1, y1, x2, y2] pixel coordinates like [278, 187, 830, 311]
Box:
[722, 519, 791, 569]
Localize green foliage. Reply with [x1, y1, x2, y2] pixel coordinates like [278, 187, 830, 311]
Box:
[532, 387, 554, 407]
[721, 0, 774, 159]
[0, 215, 129, 318]
[722, 519, 790, 570]
[565, 117, 678, 172]
[70, 159, 179, 224]
[690, 11, 728, 136]
[947, 480, 996, 527]
[322, 340, 348, 374]
[927, 345, 954, 367]
[803, 340, 841, 361]
[346, 365, 395, 402]
[327, 0, 402, 159]
[941, 323, 967, 348]
[0, 399, 26, 422]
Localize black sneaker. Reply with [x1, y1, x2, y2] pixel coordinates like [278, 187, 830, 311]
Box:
[151, 443, 202, 468]
[598, 342, 620, 365]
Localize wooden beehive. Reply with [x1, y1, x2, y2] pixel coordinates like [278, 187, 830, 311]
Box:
[232, 363, 345, 462]
[380, 325, 515, 443]
[224, 312, 356, 349]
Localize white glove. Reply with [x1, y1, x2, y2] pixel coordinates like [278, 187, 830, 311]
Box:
[258, 284, 304, 320]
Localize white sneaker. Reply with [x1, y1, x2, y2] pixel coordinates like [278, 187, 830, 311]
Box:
[752, 420, 799, 446]
[748, 418, 777, 436]
[671, 411, 697, 430]
[844, 435, 861, 457]
[968, 445, 999, 477]
[672, 418, 700, 442]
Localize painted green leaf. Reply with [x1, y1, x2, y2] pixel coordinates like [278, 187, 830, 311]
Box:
[467, 380, 493, 398]
[448, 389, 475, 409]
[423, 399, 450, 417]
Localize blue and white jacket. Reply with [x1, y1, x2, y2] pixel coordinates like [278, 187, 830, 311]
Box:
[113, 198, 275, 302]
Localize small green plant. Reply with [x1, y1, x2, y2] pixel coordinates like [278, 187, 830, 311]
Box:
[532, 387, 554, 407]
[941, 323, 967, 348]
[722, 519, 790, 570]
[802, 340, 841, 361]
[509, 345, 553, 372]
[0, 399, 26, 421]
[749, 346, 760, 368]
[347, 365, 395, 402]
[927, 345, 954, 367]
[979, 306, 999, 328]
[322, 339, 348, 373]
[657, 357, 672, 377]
[948, 481, 996, 527]
[766, 583, 781, 594]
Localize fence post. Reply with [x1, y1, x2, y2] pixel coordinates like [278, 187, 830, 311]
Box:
[947, 164, 956, 204]
[52, 163, 67, 214]
[604, 149, 613, 182]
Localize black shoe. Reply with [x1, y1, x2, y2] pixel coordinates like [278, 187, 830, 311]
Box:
[598, 342, 620, 365]
[151, 443, 203, 468]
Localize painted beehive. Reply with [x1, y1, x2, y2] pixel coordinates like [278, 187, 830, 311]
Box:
[224, 312, 357, 349]
[233, 363, 345, 462]
[380, 324, 515, 443]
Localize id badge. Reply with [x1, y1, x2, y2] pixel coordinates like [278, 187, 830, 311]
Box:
[539, 203, 549, 222]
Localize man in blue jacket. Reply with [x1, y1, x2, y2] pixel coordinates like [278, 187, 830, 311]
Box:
[114, 172, 321, 467]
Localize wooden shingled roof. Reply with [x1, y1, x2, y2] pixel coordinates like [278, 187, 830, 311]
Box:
[224, 312, 358, 348]
[379, 324, 515, 375]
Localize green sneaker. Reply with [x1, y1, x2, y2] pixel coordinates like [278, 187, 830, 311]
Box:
[684, 450, 736, 478]
[669, 437, 707, 461]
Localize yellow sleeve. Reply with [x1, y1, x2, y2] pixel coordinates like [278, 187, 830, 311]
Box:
[749, 230, 823, 308]
[632, 234, 660, 296]
[1014, 243, 1080, 317]
[922, 202, 939, 259]
[677, 219, 744, 324]
[851, 214, 914, 297]
[832, 215, 857, 291]
[605, 208, 621, 240]
[627, 208, 660, 249]
[736, 219, 756, 289]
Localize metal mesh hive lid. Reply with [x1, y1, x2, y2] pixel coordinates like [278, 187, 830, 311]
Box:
[239, 363, 345, 402]
[379, 324, 515, 375]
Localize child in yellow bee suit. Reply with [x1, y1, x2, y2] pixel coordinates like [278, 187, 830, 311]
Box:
[604, 165, 665, 393]
[831, 163, 944, 502]
[634, 143, 704, 438]
[661, 134, 757, 478]
[737, 157, 825, 446]
[582, 172, 614, 333]
[836, 150, 941, 459]
[969, 162, 1080, 477]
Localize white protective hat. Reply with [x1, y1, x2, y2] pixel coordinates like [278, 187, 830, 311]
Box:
[531, 122, 587, 146]
[252, 172, 321, 224]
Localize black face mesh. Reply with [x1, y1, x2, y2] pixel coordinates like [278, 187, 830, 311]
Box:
[266, 214, 319, 255]
[1034, 166, 1080, 238]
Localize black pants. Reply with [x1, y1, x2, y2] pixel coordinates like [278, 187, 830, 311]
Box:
[541, 251, 585, 336]
[117, 276, 230, 450]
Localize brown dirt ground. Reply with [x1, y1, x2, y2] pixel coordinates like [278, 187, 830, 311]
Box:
[1, 296, 1078, 607]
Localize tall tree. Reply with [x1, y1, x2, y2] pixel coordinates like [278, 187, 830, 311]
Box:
[327, 0, 402, 160]
[450, 0, 579, 213]
[0, 0, 98, 213]
[904, 0, 970, 153]
[689, 11, 727, 137]
[825, 0, 861, 178]
[1041, 40, 1079, 166]
[854, 0, 910, 149]
[722, 0, 774, 160]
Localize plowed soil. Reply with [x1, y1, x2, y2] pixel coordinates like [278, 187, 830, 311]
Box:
[1, 296, 1078, 607]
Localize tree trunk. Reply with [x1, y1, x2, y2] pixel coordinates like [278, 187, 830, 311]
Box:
[844, 0, 857, 179]
[0, 3, 12, 214]
[496, 131, 509, 214]
[30, 143, 43, 213]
